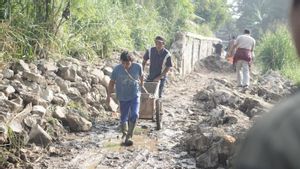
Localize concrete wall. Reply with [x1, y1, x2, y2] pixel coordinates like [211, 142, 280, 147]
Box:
[170, 32, 221, 76]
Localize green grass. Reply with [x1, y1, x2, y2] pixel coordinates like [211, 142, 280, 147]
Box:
[256, 24, 300, 84]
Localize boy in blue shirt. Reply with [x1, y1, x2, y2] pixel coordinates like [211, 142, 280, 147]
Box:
[106, 51, 144, 146]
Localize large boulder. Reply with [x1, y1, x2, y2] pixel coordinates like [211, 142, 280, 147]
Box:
[239, 97, 272, 118]
[65, 112, 92, 132]
[52, 106, 67, 121]
[52, 93, 69, 106]
[186, 127, 236, 169]
[0, 99, 23, 114]
[12, 60, 30, 73]
[31, 105, 47, 118]
[37, 59, 58, 73]
[40, 89, 54, 102]
[57, 66, 80, 82]
[0, 85, 15, 96]
[28, 124, 52, 147]
[20, 92, 48, 107]
[55, 77, 70, 92]
[103, 66, 113, 77]
[101, 75, 110, 89]
[23, 71, 46, 85]
[90, 68, 104, 84]
[71, 82, 90, 95]
[3, 69, 14, 79]
[66, 87, 81, 101]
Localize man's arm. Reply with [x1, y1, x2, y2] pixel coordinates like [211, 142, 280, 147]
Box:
[142, 60, 147, 71]
[154, 67, 171, 82]
[229, 44, 238, 55]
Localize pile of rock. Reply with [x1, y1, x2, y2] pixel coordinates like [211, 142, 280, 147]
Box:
[0, 58, 117, 167]
[194, 55, 234, 73]
[184, 72, 296, 168]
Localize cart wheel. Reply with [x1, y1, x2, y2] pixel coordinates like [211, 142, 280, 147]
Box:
[155, 99, 162, 130]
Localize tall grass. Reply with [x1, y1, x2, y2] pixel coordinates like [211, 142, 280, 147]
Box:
[256, 25, 300, 83]
[0, 0, 212, 61]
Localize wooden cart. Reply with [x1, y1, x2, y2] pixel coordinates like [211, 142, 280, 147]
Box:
[139, 82, 162, 130]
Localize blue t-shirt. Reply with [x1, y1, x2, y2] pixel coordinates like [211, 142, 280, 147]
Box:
[110, 63, 142, 101]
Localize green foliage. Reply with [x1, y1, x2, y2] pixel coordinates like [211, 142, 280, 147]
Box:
[235, 0, 290, 38]
[0, 0, 229, 61]
[194, 0, 231, 31]
[257, 25, 300, 83]
[7, 127, 25, 150]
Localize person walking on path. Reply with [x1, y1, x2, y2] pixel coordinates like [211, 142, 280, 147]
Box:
[106, 51, 144, 146]
[229, 29, 256, 88]
[142, 36, 173, 98]
[234, 1, 300, 168]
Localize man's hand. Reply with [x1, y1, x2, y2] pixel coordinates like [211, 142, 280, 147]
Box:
[153, 76, 161, 82]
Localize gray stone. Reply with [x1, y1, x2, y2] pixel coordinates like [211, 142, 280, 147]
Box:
[10, 80, 26, 93]
[71, 82, 90, 95]
[32, 105, 47, 117]
[53, 106, 67, 120]
[29, 63, 39, 74]
[93, 84, 107, 98]
[28, 124, 52, 147]
[103, 66, 113, 76]
[47, 85, 61, 93]
[20, 92, 48, 107]
[91, 68, 104, 84]
[239, 97, 271, 118]
[3, 69, 14, 79]
[57, 66, 78, 82]
[66, 87, 81, 100]
[0, 122, 7, 144]
[23, 114, 41, 128]
[9, 119, 24, 133]
[101, 75, 110, 89]
[13, 60, 30, 73]
[65, 112, 92, 132]
[5, 85, 15, 95]
[0, 99, 23, 114]
[37, 60, 58, 73]
[0, 85, 15, 96]
[195, 90, 210, 101]
[23, 71, 46, 85]
[55, 77, 70, 91]
[40, 89, 54, 102]
[0, 92, 7, 100]
[52, 93, 69, 106]
[11, 97, 23, 105]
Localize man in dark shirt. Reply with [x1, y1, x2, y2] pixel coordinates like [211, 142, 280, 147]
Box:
[235, 1, 300, 169]
[213, 41, 223, 58]
[142, 36, 172, 98]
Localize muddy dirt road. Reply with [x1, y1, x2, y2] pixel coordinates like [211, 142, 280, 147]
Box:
[34, 71, 235, 169]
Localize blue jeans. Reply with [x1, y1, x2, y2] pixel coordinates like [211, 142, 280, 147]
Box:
[119, 97, 140, 124]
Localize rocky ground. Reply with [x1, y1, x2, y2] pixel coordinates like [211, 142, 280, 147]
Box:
[0, 55, 297, 169]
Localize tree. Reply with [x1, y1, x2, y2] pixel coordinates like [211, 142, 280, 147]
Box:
[235, 0, 290, 38]
[194, 0, 231, 31]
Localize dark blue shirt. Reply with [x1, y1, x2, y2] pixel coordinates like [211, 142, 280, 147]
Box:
[143, 47, 172, 81]
[110, 63, 142, 101]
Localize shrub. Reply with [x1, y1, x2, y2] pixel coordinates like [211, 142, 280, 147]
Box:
[256, 25, 300, 83]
